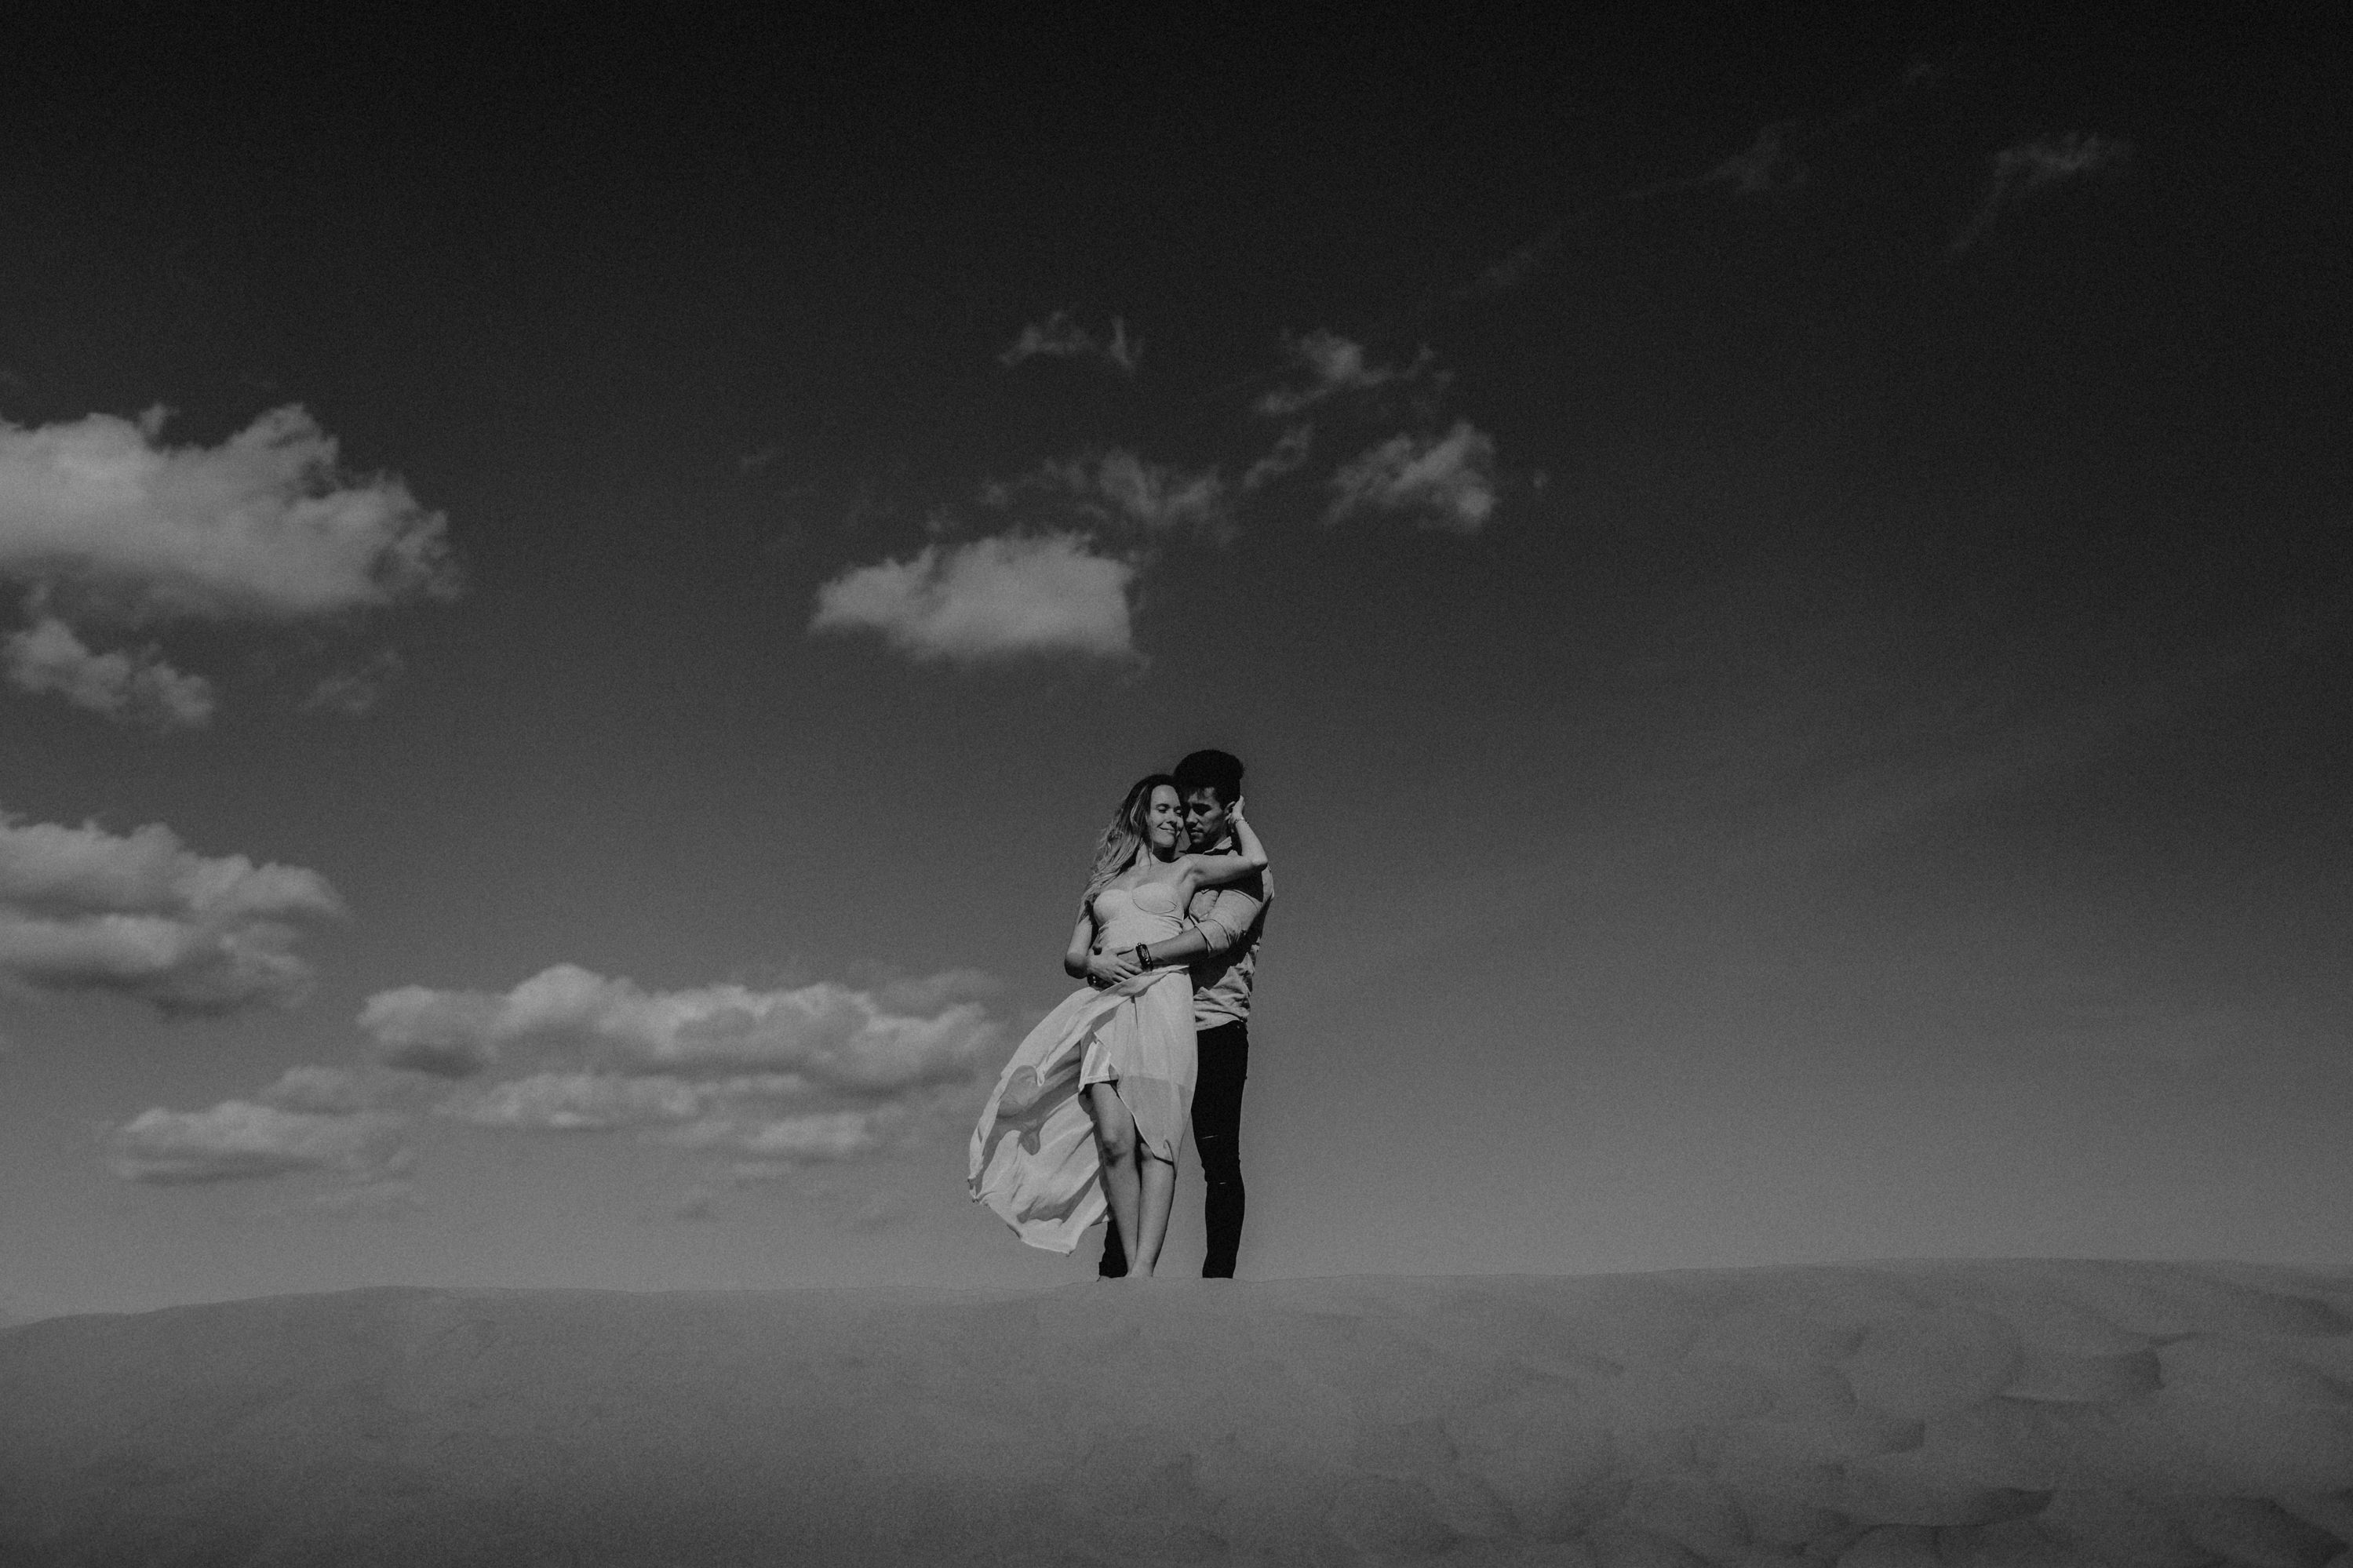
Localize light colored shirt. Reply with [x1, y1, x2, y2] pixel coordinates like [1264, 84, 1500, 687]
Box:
[1186, 835, 1269, 1030]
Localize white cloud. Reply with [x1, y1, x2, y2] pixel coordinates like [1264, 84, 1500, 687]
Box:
[1000, 311, 1092, 365]
[1698, 123, 1803, 195]
[1241, 424, 1314, 492]
[1255, 332, 1433, 417]
[352, 964, 994, 1177]
[439, 1070, 811, 1132]
[0, 807, 344, 1013]
[1458, 223, 1567, 302]
[3, 614, 215, 729]
[302, 648, 402, 716]
[0, 406, 455, 723]
[810, 530, 1137, 663]
[359, 962, 1002, 1091]
[107, 1101, 412, 1185]
[108, 966, 989, 1193]
[1954, 133, 2133, 252]
[1328, 420, 1500, 534]
[443, 1071, 708, 1130]
[998, 311, 1142, 373]
[1998, 132, 2133, 192]
[1102, 320, 1142, 374]
[1088, 451, 1224, 531]
[0, 405, 457, 620]
[1637, 123, 1806, 200]
[658, 1108, 887, 1161]
[994, 450, 1227, 534]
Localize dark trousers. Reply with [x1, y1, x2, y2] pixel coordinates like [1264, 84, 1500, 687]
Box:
[1098, 1020, 1249, 1279]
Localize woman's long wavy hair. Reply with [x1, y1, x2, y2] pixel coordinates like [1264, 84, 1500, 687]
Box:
[1082, 773, 1178, 912]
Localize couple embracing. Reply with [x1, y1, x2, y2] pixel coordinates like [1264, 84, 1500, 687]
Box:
[968, 750, 1271, 1279]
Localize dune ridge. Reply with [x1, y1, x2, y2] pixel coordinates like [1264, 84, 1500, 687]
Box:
[4, 1259, 2351, 1565]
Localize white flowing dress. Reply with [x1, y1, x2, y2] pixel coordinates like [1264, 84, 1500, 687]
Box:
[967, 881, 1197, 1253]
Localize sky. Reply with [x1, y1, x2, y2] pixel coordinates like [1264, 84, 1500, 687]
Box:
[1, 11, 2346, 1320]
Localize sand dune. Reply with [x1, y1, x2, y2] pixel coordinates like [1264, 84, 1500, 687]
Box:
[4, 1261, 2351, 1565]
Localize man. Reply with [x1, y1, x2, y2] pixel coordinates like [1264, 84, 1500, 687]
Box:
[1095, 748, 1268, 1279]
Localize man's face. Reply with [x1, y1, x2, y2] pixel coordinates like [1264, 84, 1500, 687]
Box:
[1182, 788, 1229, 850]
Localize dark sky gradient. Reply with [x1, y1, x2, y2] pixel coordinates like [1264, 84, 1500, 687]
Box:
[2, 11, 2346, 1316]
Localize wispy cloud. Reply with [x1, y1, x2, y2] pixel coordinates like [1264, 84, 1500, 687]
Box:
[1455, 53, 1958, 305]
[1255, 332, 1435, 417]
[986, 449, 1228, 534]
[1953, 132, 2133, 253]
[108, 1101, 412, 1185]
[1241, 424, 1313, 492]
[3, 613, 214, 729]
[1462, 123, 1801, 301]
[0, 806, 344, 1014]
[1328, 420, 1499, 533]
[997, 310, 1142, 374]
[1459, 223, 1568, 301]
[810, 530, 1137, 663]
[1637, 123, 1806, 199]
[1601, 565, 2319, 885]
[1084, 451, 1222, 531]
[301, 648, 402, 716]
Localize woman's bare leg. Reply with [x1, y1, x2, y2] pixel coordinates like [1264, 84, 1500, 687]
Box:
[1086, 1084, 1142, 1271]
[1128, 1151, 1177, 1276]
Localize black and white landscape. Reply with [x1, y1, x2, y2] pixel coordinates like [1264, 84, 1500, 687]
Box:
[1, 12, 2347, 1560]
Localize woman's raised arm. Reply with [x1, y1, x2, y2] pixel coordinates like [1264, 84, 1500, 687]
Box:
[1184, 798, 1267, 890]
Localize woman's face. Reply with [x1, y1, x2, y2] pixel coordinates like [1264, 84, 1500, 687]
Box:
[1144, 784, 1184, 853]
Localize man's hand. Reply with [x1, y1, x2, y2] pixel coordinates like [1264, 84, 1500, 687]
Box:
[1087, 947, 1142, 988]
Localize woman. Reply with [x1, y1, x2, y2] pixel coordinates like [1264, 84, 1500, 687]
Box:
[969, 774, 1268, 1275]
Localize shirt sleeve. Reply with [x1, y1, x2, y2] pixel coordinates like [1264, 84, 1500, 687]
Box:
[1190, 878, 1263, 955]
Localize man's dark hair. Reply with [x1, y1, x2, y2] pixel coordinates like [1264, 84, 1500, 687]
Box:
[1172, 749, 1244, 806]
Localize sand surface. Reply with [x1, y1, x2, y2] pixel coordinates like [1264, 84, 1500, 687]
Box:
[4, 1261, 2351, 1566]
